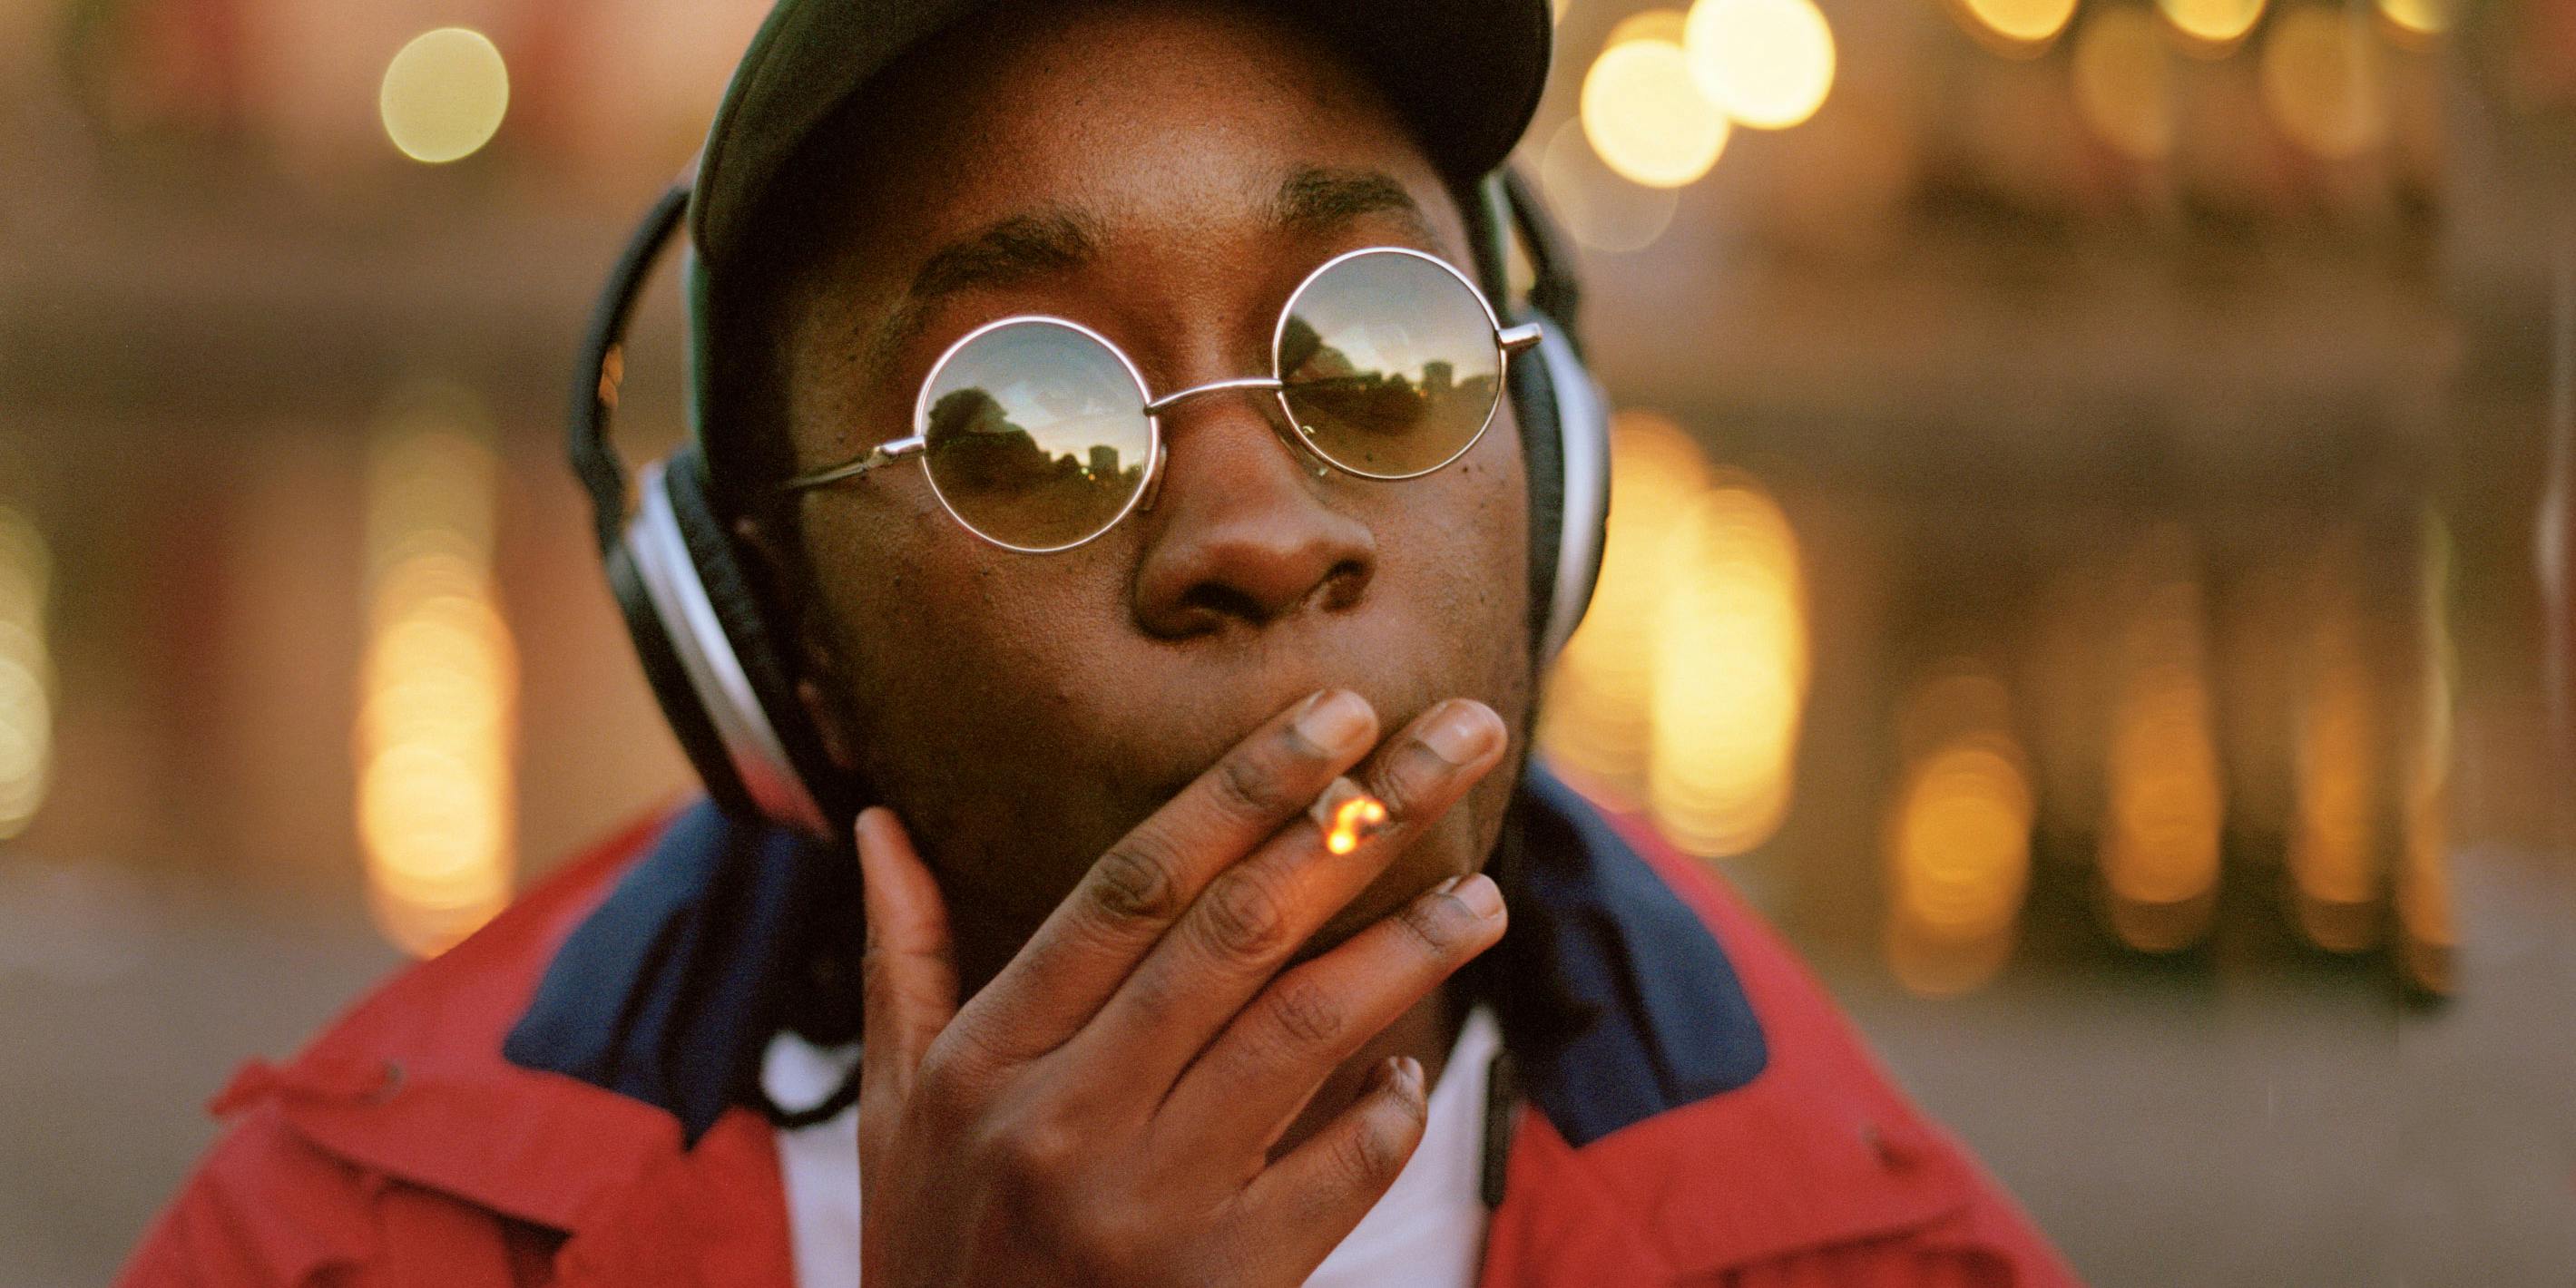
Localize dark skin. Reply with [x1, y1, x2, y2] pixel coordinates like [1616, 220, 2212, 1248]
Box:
[739, 3, 1535, 1282]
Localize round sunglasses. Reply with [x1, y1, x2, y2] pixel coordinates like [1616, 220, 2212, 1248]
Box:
[778, 246, 1544, 553]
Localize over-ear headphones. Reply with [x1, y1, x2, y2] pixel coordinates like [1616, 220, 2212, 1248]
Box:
[570, 169, 1611, 837]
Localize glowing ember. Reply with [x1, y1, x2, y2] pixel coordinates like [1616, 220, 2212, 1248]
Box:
[1318, 791, 1390, 854]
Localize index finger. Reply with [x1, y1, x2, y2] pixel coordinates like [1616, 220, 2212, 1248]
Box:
[948, 688, 1379, 1062]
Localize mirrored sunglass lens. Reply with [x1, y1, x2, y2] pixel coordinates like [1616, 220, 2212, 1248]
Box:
[1277, 252, 1502, 478]
[919, 322, 1151, 550]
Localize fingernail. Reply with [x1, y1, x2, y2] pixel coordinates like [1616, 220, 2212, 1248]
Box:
[1417, 700, 1503, 767]
[1452, 873, 1505, 921]
[1396, 1056, 1425, 1097]
[1431, 874, 1463, 896]
[1294, 689, 1375, 756]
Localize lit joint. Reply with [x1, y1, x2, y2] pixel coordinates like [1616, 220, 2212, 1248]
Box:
[1310, 779, 1390, 855]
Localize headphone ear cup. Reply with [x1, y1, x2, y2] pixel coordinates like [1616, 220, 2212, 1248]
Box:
[618, 445, 844, 834]
[606, 537, 757, 821]
[1507, 317, 1569, 666]
[1508, 314, 1611, 663]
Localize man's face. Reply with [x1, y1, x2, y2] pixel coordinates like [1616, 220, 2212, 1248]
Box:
[765, 0, 1533, 986]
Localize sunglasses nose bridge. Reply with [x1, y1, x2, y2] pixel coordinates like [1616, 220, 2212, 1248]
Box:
[1141, 374, 1286, 416]
[1135, 374, 1327, 516]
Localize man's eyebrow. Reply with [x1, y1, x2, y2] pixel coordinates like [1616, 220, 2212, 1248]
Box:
[1271, 166, 1435, 242]
[861, 210, 1103, 384]
[910, 210, 1102, 301]
[852, 173, 1429, 391]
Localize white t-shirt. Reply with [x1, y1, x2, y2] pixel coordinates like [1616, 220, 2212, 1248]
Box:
[759, 1005, 1504, 1288]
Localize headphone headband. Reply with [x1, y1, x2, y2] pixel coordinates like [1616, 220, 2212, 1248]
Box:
[570, 181, 691, 555]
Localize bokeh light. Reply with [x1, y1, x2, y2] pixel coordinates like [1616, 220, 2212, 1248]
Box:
[1886, 660, 2032, 998]
[1542, 412, 1710, 802]
[1888, 744, 2032, 971]
[2375, 0, 2450, 40]
[379, 27, 511, 164]
[1684, 0, 1837, 130]
[358, 386, 517, 957]
[2098, 543, 2224, 952]
[2287, 544, 2381, 953]
[2073, 8, 2178, 160]
[1542, 419, 1815, 860]
[1648, 472, 1809, 857]
[2396, 512, 2455, 993]
[1953, 0, 2080, 54]
[1581, 34, 1732, 188]
[1537, 118, 1682, 253]
[0, 507, 54, 840]
[2260, 6, 2387, 158]
[1606, 8, 1693, 46]
[2159, 0, 2267, 52]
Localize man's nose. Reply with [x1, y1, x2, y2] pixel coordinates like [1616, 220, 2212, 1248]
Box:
[1130, 391, 1377, 640]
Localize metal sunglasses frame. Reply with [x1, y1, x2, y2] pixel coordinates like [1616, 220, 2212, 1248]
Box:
[777, 245, 1545, 554]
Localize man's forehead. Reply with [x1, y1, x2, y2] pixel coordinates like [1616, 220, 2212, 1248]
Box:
[906, 167, 1439, 308]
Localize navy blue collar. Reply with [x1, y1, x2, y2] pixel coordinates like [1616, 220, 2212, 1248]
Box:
[504, 765, 1766, 1149]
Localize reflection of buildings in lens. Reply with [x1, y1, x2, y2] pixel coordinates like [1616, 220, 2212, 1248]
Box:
[926, 386, 1144, 543]
[930, 387, 1100, 496]
[1279, 316, 1337, 376]
[1281, 347, 1498, 467]
[927, 387, 1045, 491]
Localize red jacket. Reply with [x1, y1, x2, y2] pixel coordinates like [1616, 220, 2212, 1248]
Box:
[116, 772, 2081, 1287]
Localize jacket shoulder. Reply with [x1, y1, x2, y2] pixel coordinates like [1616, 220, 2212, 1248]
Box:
[1487, 794, 2082, 1285]
[114, 1101, 377, 1287]
[118, 806, 693, 1287]
[292, 805, 681, 1071]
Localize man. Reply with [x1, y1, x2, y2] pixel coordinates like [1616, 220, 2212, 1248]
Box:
[119, 1, 2080, 1284]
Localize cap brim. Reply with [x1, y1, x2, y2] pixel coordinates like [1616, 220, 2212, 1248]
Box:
[690, 0, 1552, 270]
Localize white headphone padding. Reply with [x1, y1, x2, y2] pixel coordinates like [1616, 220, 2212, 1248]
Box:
[624, 459, 828, 833]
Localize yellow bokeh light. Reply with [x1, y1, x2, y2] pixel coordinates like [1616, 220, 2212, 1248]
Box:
[1607, 8, 1693, 46]
[0, 507, 53, 840]
[358, 392, 515, 958]
[2376, 0, 2449, 39]
[1885, 661, 2031, 999]
[1954, 0, 2079, 53]
[1542, 412, 1710, 803]
[2395, 510, 2454, 993]
[2159, 0, 2266, 53]
[1648, 473, 1808, 857]
[1684, 0, 1836, 129]
[1581, 37, 1731, 188]
[2094, 535, 2223, 952]
[380, 27, 510, 164]
[2287, 545, 2380, 953]
[1891, 738, 2032, 942]
[2073, 9, 2176, 160]
[2260, 6, 2385, 159]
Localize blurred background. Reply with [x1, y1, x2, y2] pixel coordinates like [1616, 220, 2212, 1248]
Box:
[1, 0, 2571, 1283]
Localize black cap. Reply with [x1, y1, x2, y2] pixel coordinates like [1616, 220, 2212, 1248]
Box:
[686, 0, 1555, 273]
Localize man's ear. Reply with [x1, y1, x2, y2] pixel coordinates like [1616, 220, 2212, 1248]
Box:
[732, 512, 867, 775]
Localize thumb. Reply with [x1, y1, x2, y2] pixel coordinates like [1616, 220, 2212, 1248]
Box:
[855, 805, 959, 1100]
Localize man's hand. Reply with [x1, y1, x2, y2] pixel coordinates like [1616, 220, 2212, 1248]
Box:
[851, 689, 1511, 1288]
